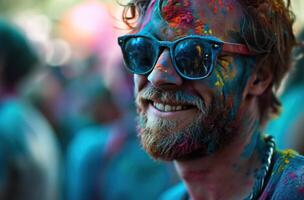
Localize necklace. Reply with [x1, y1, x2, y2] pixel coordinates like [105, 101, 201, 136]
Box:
[244, 135, 275, 200]
[183, 135, 275, 200]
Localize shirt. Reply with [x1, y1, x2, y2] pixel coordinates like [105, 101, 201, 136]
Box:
[160, 149, 304, 200]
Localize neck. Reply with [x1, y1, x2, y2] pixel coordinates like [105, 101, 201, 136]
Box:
[174, 103, 266, 200]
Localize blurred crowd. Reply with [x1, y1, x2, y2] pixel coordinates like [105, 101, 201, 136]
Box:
[0, 0, 302, 200]
[0, 1, 179, 199]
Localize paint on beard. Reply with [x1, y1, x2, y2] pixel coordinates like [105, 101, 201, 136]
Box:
[136, 86, 240, 161]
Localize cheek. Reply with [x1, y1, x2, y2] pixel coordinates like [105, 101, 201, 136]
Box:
[214, 57, 252, 95]
[199, 57, 253, 110]
[220, 58, 253, 111]
[193, 57, 238, 93]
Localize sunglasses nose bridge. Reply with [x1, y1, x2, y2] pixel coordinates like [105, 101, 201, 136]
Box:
[158, 41, 172, 53]
[147, 49, 183, 88]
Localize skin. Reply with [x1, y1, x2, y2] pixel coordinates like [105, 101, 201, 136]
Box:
[133, 0, 273, 199]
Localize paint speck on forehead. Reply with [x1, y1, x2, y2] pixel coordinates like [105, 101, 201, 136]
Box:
[208, 0, 234, 15]
[139, 0, 181, 38]
[157, 0, 243, 40]
[160, 0, 195, 35]
[160, 0, 217, 36]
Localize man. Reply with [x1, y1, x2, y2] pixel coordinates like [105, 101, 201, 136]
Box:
[118, 0, 304, 199]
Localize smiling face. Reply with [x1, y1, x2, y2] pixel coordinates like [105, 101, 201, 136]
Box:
[134, 0, 255, 161]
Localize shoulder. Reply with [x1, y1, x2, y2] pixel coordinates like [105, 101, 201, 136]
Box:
[263, 149, 304, 199]
[159, 182, 187, 200]
[66, 126, 112, 199]
[275, 149, 304, 172]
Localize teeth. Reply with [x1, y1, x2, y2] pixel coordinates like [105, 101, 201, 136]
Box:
[165, 105, 171, 112]
[153, 102, 189, 112]
[155, 103, 164, 111]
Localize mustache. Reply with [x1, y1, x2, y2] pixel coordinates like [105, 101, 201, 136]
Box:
[136, 86, 207, 113]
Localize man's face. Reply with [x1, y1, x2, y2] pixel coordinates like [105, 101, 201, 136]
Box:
[134, 0, 254, 161]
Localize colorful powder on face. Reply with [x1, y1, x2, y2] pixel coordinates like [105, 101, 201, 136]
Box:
[214, 56, 236, 88]
[161, 0, 194, 29]
[194, 21, 213, 35]
[218, 57, 231, 69]
[202, 24, 213, 35]
[208, 0, 234, 15]
[161, 0, 215, 36]
[224, 64, 237, 80]
[215, 70, 225, 88]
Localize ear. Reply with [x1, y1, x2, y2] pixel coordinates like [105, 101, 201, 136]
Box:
[245, 71, 273, 96]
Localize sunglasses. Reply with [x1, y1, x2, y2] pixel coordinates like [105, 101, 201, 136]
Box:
[118, 34, 253, 80]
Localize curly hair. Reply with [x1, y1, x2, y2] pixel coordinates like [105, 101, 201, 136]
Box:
[121, 0, 296, 123]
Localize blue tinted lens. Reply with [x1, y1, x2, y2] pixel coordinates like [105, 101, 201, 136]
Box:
[123, 37, 157, 74]
[174, 39, 213, 78]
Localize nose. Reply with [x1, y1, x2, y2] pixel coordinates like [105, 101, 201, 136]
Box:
[147, 50, 183, 88]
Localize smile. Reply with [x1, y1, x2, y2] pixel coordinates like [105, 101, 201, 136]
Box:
[151, 101, 194, 112]
[146, 100, 198, 121]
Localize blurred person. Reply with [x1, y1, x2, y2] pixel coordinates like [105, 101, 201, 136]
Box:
[0, 19, 61, 200]
[118, 0, 304, 199]
[27, 0, 123, 151]
[266, 29, 304, 153]
[27, 56, 110, 151]
[27, 65, 68, 149]
[66, 73, 178, 200]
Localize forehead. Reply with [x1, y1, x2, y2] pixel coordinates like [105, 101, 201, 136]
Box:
[139, 0, 244, 42]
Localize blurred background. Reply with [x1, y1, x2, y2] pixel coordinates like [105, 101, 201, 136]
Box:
[0, 0, 179, 200]
[0, 0, 302, 200]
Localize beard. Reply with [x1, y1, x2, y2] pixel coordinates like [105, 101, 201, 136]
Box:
[136, 86, 240, 161]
